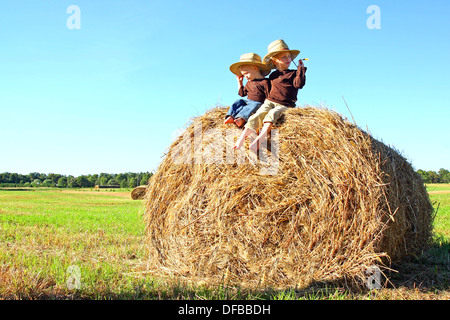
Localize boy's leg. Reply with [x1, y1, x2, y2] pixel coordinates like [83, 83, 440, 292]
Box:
[234, 101, 273, 150]
[225, 99, 246, 124]
[245, 101, 273, 133]
[235, 100, 262, 126]
[249, 122, 273, 152]
[233, 127, 256, 150]
[249, 105, 287, 151]
[264, 104, 288, 125]
[226, 99, 246, 118]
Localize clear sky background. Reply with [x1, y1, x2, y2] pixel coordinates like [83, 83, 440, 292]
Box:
[1, 0, 449, 176]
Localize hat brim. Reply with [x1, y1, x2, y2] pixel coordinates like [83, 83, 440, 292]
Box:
[229, 61, 271, 77]
[263, 49, 300, 69]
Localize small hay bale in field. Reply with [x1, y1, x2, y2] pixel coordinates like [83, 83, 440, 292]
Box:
[143, 106, 434, 289]
[131, 185, 148, 200]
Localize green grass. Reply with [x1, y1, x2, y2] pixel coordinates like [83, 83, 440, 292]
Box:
[426, 183, 450, 193]
[0, 187, 449, 300]
[427, 184, 450, 239]
[0, 188, 148, 299]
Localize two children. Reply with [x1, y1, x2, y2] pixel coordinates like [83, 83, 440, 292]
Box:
[227, 39, 307, 151]
[225, 53, 271, 128]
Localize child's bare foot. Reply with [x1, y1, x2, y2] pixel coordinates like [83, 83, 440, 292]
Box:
[249, 122, 272, 152]
[233, 127, 255, 150]
[234, 118, 245, 127]
[249, 138, 260, 152]
[233, 136, 245, 150]
[224, 116, 234, 124]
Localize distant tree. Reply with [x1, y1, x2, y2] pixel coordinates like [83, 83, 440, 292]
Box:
[17, 174, 31, 184]
[438, 168, 450, 183]
[139, 173, 152, 185]
[67, 176, 79, 188]
[120, 179, 128, 188]
[428, 171, 440, 183]
[91, 174, 99, 185]
[99, 176, 108, 185]
[128, 177, 137, 188]
[9, 173, 19, 184]
[77, 175, 94, 188]
[29, 172, 40, 181]
[48, 173, 62, 185]
[57, 177, 68, 188]
[417, 170, 429, 183]
[87, 175, 96, 186]
[41, 179, 55, 187]
[31, 179, 42, 187]
[116, 173, 127, 184]
[22, 174, 32, 183]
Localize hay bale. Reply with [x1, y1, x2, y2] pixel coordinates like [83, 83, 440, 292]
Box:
[143, 106, 434, 289]
[131, 185, 147, 200]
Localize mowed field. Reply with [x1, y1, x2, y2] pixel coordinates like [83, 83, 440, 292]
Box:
[0, 185, 449, 300]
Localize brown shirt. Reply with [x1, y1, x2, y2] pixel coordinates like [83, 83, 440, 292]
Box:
[238, 78, 271, 103]
[267, 66, 307, 107]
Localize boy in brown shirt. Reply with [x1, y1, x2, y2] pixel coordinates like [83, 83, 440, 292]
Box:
[234, 40, 307, 151]
[225, 53, 271, 127]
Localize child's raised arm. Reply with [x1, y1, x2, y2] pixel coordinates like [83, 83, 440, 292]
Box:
[236, 74, 244, 88]
[293, 59, 307, 89]
[237, 75, 247, 97]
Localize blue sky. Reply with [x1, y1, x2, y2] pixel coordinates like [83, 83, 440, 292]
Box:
[1, 0, 449, 176]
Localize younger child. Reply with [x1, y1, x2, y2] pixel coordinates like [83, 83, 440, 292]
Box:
[234, 39, 307, 150]
[225, 53, 271, 128]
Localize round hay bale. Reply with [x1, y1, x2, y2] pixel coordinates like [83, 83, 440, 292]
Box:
[131, 185, 147, 200]
[143, 106, 434, 289]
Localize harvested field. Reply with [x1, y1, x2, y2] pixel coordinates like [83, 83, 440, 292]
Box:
[428, 190, 450, 194]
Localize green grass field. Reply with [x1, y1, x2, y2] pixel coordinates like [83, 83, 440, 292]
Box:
[0, 185, 449, 300]
[426, 184, 450, 240]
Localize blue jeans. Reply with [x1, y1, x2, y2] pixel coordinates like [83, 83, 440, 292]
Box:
[226, 99, 262, 121]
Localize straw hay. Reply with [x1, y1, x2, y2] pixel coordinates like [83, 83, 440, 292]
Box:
[143, 106, 434, 289]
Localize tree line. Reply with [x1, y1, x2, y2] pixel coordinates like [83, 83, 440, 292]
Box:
[417, 168, 450, 184]
[0, 172, 153, 188]
[0, 168, 448, 188]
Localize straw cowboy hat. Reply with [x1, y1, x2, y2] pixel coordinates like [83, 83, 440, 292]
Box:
[229, 53, 271, 77]
[263, 39, 300, 69]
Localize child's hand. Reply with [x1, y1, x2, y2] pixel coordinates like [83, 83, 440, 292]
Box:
[236, 75, 244, 83]
[298, 59, 304, 68]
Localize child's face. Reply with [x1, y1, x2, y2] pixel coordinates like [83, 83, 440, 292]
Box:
[239, 65, 260, 80]
[271, 51, 292, 70]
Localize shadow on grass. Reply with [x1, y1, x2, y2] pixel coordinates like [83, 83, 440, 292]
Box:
[388, 235, 450, 292]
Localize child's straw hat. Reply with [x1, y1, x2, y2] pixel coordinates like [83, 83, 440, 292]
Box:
[263, 39, 300, 69]
[229, 53, 271, 77]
